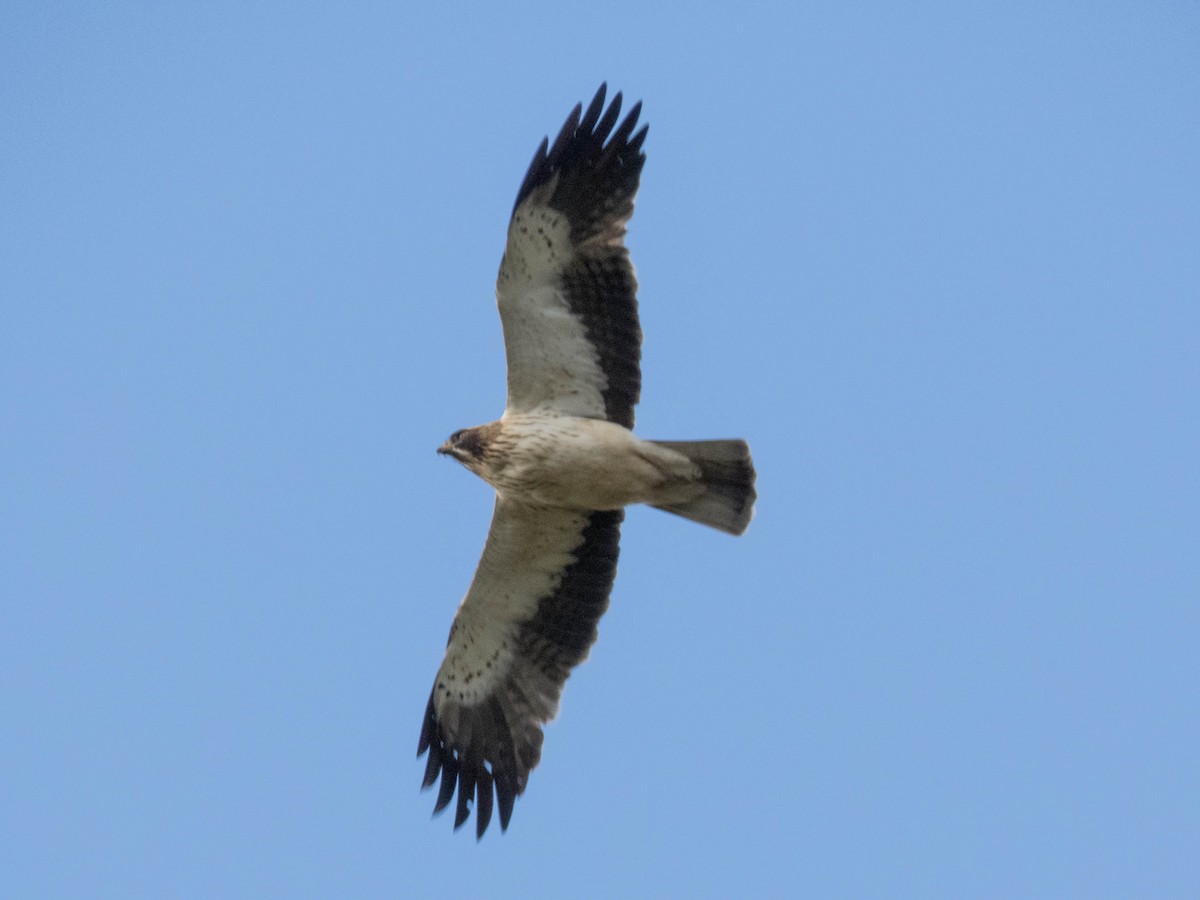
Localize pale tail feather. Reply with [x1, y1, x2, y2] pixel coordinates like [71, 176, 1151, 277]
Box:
[649, 439, 756, 535]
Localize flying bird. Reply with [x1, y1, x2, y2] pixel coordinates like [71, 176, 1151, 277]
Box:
[418, 84, 757, 838]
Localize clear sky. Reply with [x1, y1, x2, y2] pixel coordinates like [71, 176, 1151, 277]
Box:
[3, 3, 1197, 897]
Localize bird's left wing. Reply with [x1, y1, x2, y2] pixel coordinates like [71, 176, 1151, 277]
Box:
[496, 84, 647, 429]
[418, 497, 622, 838]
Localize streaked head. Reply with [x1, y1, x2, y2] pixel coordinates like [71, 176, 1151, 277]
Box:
[437, 425, 493, 468]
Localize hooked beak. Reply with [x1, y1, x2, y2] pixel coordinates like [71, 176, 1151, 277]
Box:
[436, 440, 454, 457]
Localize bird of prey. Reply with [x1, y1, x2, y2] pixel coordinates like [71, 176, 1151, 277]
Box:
[418, 84, 756, 838]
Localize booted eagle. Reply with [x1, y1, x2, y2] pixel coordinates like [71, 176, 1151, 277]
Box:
[418, 85, 756, 837]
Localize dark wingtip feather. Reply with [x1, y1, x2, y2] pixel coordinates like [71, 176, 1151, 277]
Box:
[578, 83, 608, 136]
[454, 766, 476, 830]
[417, 696, 434, 756]
[549, 102, 583, 157]
[628, 123, 649, 156]
[593, 90, 622, 144]
[418, 694, 443, 788]
[497, 778, 515, 832]
[475, 769, 494, 839]
[512, 136, 550, 213]
[433, 755, 458, 814]
[420, 742, 442, 789]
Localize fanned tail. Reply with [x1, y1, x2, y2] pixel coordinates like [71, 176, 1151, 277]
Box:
[649, 439, 756, 535]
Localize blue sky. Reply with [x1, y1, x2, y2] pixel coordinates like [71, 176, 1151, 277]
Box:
[2, 2, 1197, 897]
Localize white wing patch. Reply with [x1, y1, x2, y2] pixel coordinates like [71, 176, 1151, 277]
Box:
[433, 499, 588, 717]
[497, 192, 608, 419]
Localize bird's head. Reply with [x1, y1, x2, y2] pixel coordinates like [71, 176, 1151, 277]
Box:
[437, 425, 494, 471]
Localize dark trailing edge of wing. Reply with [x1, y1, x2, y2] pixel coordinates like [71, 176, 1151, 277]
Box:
[518, 509, 623, 676]
[417, 510, 624, 839]
[560, 252, 642, 429]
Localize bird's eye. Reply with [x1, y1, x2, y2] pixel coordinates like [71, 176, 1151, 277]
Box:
[449, 429, 465, 444]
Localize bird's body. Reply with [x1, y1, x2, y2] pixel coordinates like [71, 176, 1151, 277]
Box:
[418, 85, 756, 837]
[440, 414, 705, 511]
